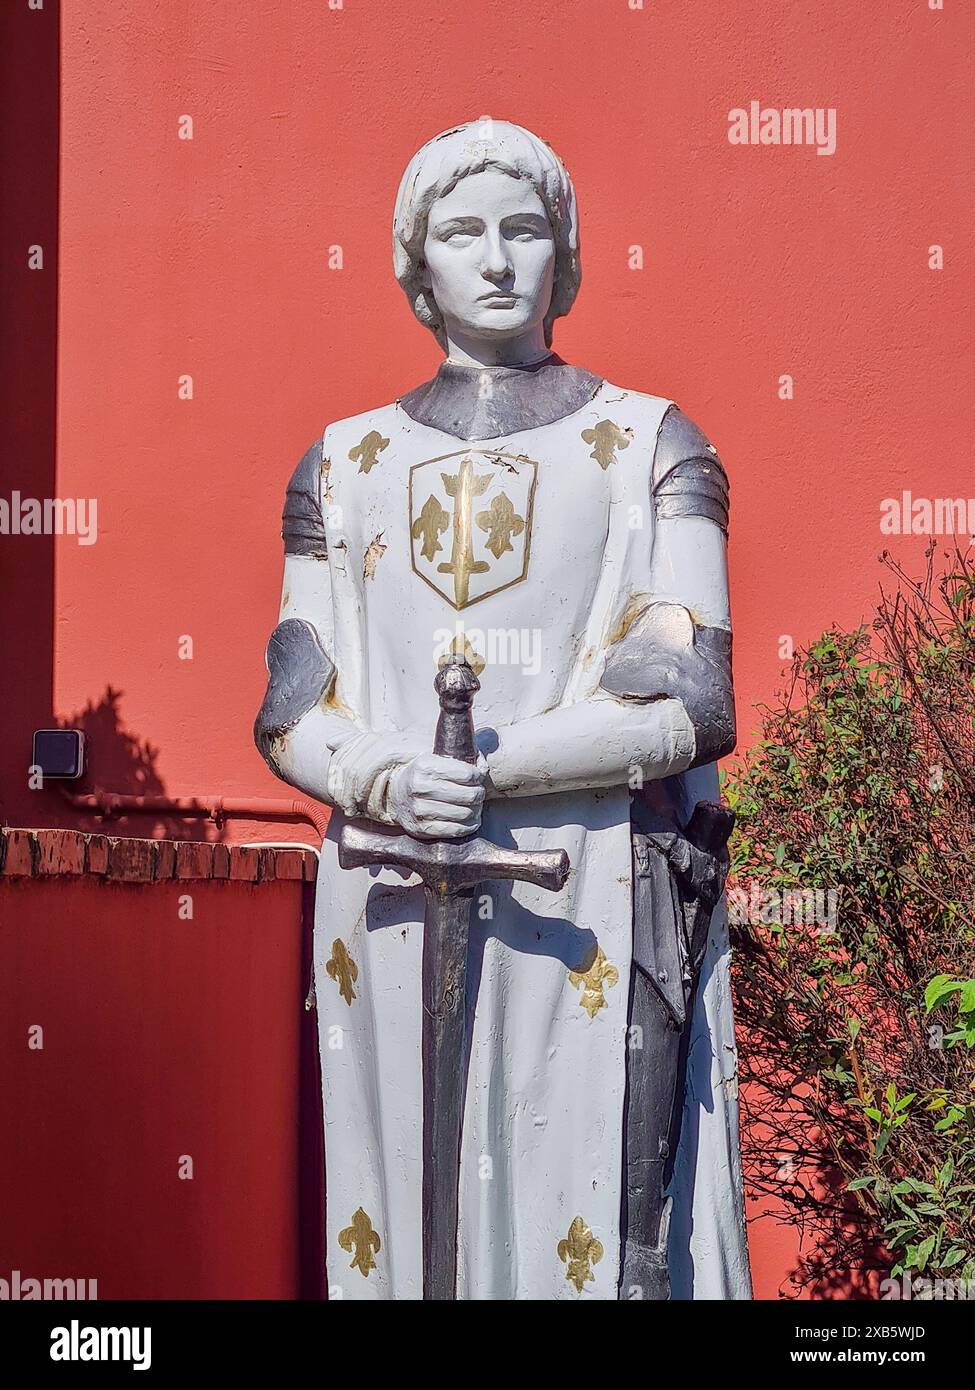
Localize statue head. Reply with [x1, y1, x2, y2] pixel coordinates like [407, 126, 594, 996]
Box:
[392, 119, 581, 354]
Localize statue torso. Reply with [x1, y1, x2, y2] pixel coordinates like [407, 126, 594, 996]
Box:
[319, 361, 672, 734]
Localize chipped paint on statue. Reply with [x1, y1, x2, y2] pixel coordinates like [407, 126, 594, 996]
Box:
[255, 120, 751, 1300]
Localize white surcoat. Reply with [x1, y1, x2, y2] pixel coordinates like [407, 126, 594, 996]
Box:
[308, 379, 750, 1299]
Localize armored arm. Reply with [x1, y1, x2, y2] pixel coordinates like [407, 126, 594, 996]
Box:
[483, 407, 735, 797]
[254, 439, 343, 802]
[256, 439, 429, 814]
[602, 406, 734, 769]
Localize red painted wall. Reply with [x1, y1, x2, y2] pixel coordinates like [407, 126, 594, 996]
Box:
[0, 874, 313, 1299]
[2, 0, 972, 1298]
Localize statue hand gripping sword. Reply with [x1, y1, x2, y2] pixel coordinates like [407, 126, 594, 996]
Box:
[337, 655, 570, 1300]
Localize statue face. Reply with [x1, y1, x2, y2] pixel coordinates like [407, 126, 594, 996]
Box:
[421, 169, 556, 344]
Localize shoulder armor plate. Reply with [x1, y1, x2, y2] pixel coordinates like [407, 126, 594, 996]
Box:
[282, 438, 328, 558]
[653, 407, 729, 532]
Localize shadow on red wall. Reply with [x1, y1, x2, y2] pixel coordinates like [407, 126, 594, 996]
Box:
[0, 1, 59, 830]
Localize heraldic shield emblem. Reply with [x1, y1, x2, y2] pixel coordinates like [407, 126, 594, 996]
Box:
[408, 450, 538, 610]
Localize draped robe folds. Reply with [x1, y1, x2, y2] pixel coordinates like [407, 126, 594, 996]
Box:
[309, 378, 751, 1300]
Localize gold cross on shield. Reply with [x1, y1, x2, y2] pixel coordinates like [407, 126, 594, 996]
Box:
[438, 456, 491, 608]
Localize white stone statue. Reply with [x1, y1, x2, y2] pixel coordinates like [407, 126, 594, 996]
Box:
[256, 119, 751, 1300]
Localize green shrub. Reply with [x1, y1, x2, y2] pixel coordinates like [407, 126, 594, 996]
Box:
[726, 547, 975, 1296]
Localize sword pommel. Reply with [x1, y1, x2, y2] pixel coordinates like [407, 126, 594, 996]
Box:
[434, 655, 479, 765]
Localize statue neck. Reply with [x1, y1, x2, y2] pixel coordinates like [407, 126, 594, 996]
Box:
[442, 325, 551, 369]
[398, 355, 603, 441]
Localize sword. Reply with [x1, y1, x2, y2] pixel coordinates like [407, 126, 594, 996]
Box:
[337, 655, 570, 1299]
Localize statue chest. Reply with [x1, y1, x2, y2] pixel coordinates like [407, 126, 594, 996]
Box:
[323, 395, 660, 724]
[332, 411, 636, 607]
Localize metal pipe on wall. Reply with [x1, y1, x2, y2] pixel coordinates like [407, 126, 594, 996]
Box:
[65, 790, 330, 842]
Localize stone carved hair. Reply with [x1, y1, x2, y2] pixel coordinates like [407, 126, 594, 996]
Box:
[392, 118, 582, 350]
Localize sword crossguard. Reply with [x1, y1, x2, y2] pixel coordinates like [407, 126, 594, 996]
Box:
[338, 823, 569, 896]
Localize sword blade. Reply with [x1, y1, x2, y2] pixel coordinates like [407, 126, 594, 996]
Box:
[421, 876, 475, 1301]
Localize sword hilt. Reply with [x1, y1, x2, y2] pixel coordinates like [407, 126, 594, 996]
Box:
[684, 800, 735, 858]
[433, 654, 480, 765]
[338, 823, 570, 894]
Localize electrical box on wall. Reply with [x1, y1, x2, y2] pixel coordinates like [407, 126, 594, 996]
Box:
[32, 729, 86, 780]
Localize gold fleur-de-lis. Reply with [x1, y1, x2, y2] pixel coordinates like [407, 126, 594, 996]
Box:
[325, 938, 358, 1006]
[412, 494, 450, 561]
[438, 631, 486, 677]
[558, 1216, 603, 1293]
[349, 430, 389, 474]
[338, 1207, 381, 1277]
[475, 491, 526, 559]
[568, 944, 619, 1018]
[581, 419, 633, 470]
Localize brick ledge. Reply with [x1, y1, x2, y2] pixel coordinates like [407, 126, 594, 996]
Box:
[0, 828, 316, 883]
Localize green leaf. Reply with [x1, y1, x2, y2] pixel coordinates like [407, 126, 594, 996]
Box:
[916, 1235, 936, 1271]
[925, 976, 964, 1014]
[874, 1127, 893, 1159]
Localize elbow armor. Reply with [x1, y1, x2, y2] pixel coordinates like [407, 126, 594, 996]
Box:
[254, 618, 336, 774]
[599, 603, 736, 768]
